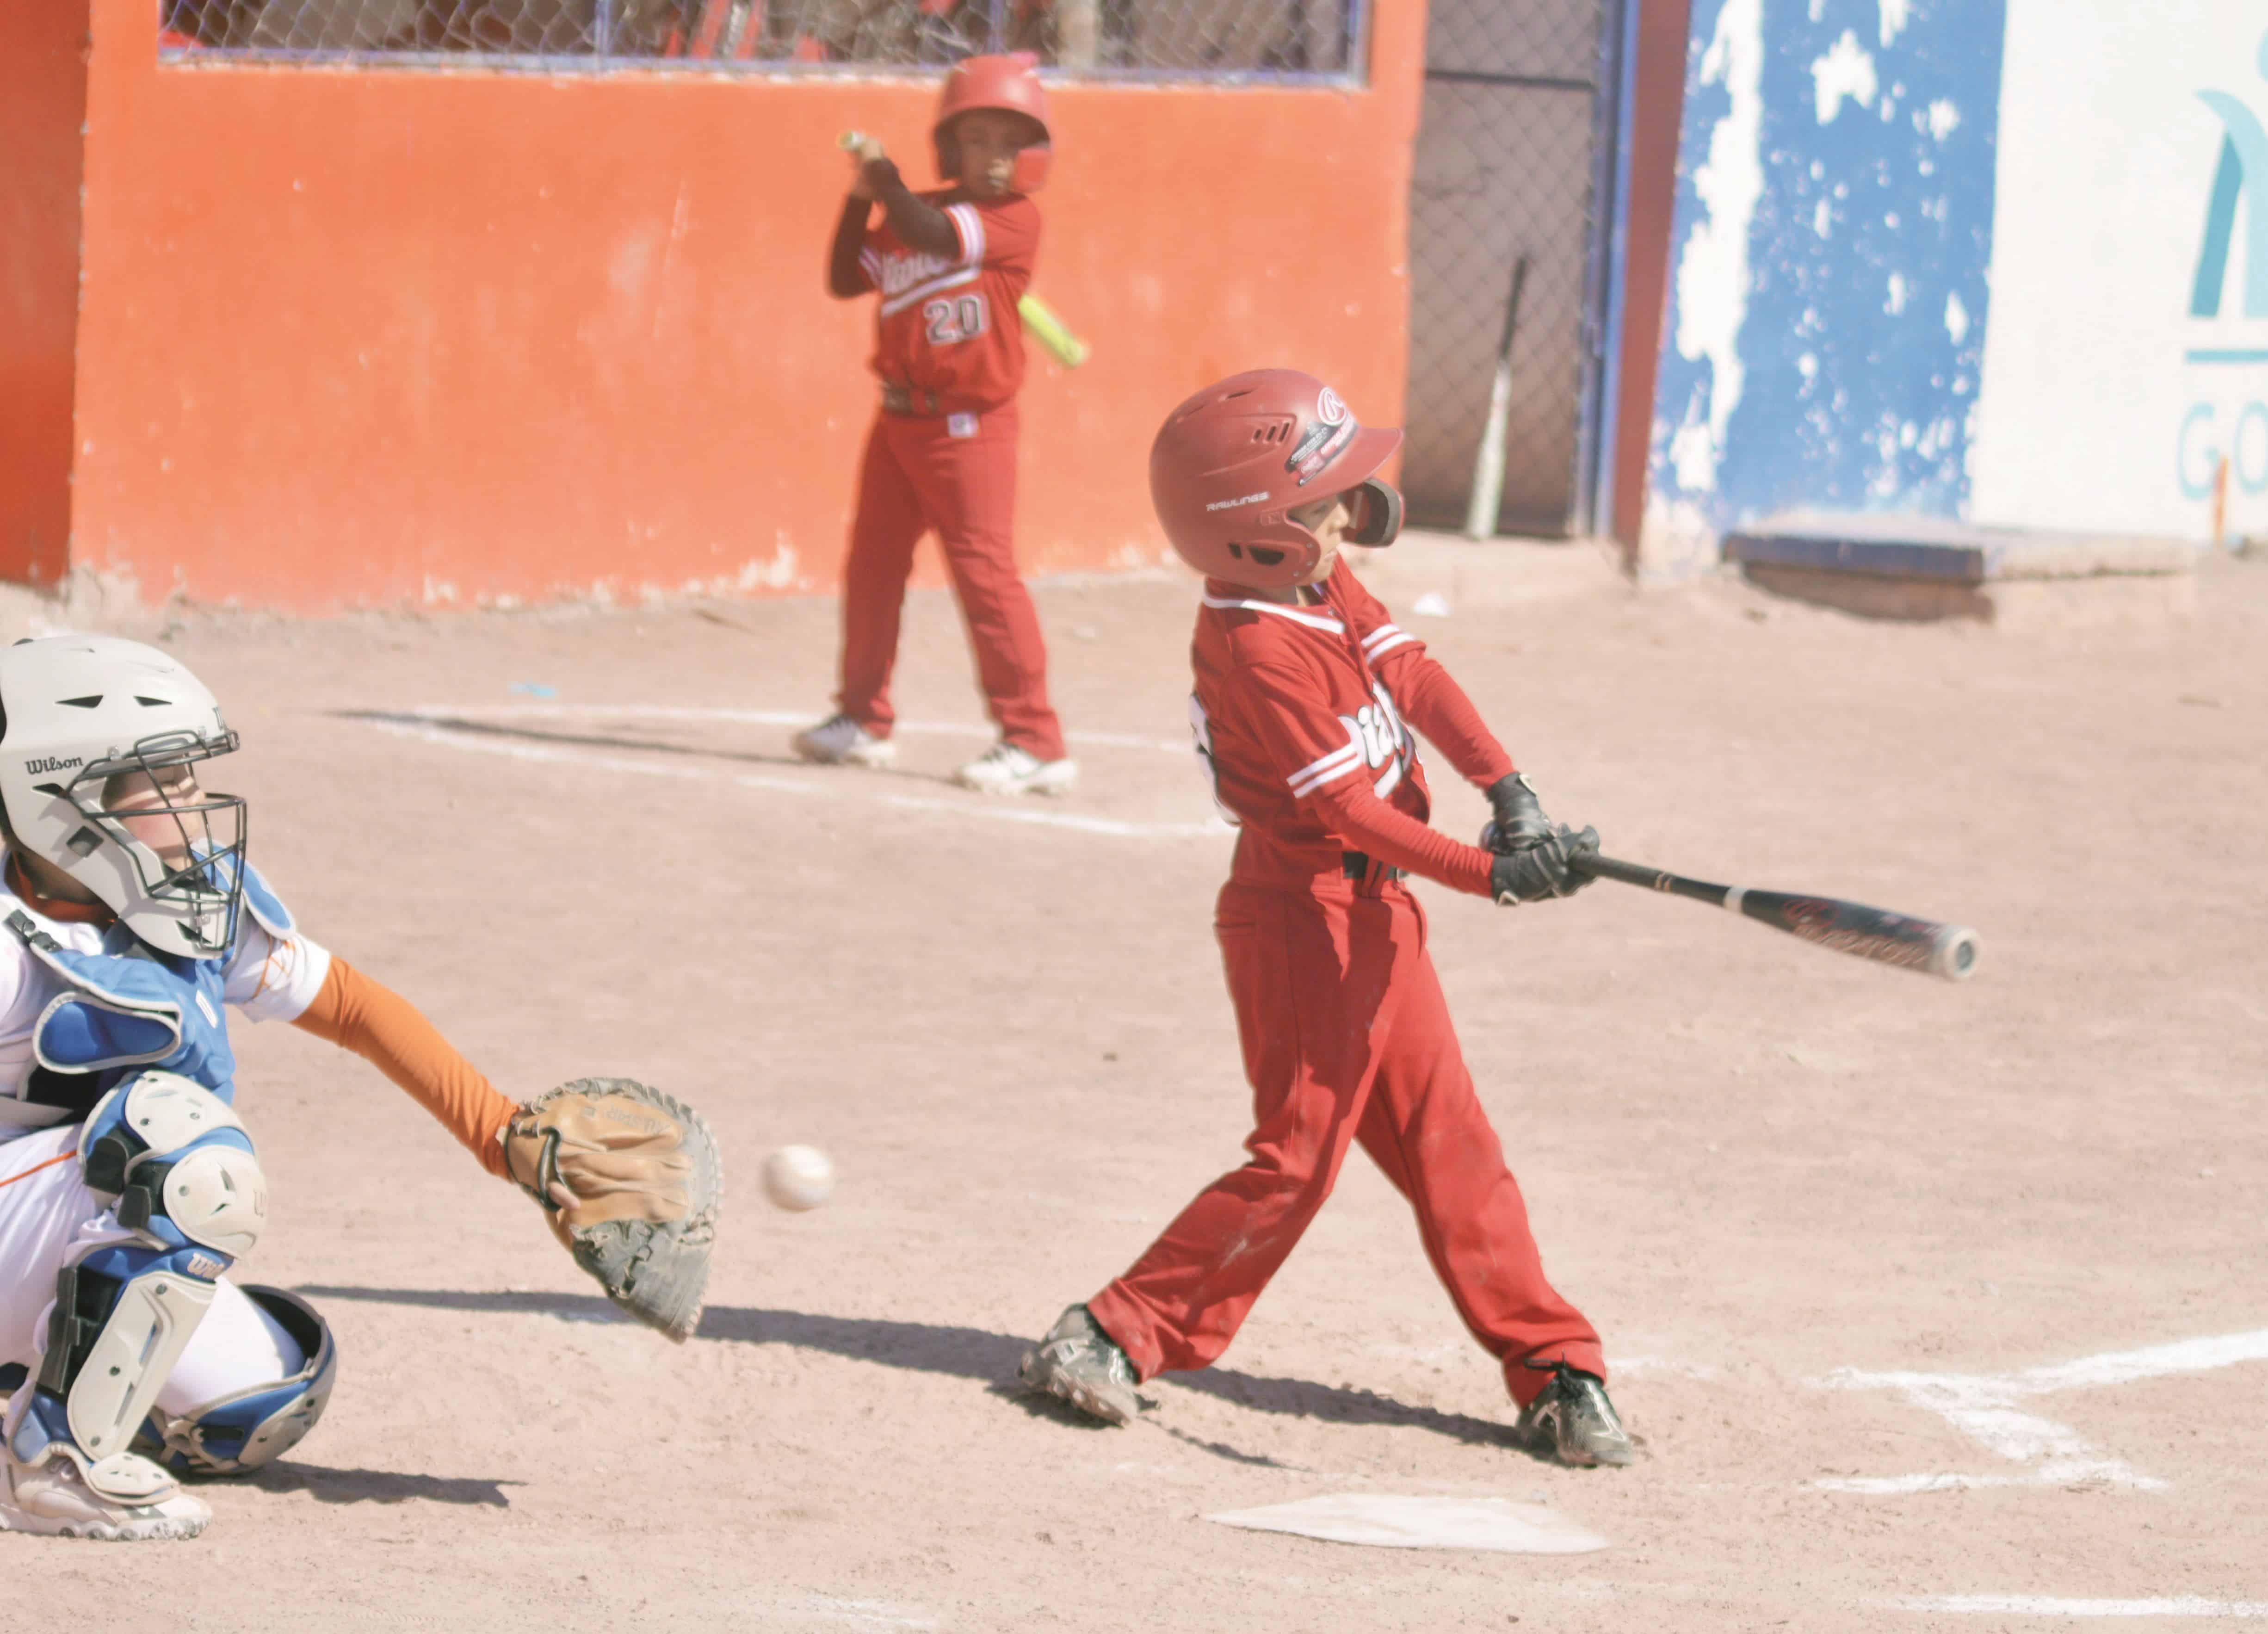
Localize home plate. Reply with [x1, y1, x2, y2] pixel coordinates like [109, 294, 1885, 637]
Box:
[1203, 1494, 1608, 1554]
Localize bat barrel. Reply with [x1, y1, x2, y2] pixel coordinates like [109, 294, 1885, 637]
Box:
[1571, 850, 1982, 983]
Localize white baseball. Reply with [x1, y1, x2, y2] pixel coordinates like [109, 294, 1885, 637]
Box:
[762, 1144, 835, 1212]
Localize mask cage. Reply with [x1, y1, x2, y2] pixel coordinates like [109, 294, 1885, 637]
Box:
[57, 728, 247, 954]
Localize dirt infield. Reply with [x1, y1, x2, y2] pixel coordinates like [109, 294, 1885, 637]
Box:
[6, 552, 2264, 1631]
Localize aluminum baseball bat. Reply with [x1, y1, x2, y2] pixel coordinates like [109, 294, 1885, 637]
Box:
[1568, 850, 1980, 982]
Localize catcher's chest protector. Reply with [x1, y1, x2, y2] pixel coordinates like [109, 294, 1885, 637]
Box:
[5, 910, 237, 1120]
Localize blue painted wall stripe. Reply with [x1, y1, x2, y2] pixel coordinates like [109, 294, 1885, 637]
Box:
[1648, 0, 2008, 546]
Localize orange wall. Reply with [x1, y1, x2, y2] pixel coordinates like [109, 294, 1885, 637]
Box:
[67, 1, 1425, 613]
[1, 0, 91, 587]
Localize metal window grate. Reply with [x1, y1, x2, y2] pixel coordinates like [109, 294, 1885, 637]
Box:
[157, 0, 1368, 79]
[1401, 0, 1620, 538]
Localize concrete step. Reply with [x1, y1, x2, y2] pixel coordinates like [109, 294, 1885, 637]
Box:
[1724, 510, 2198, 627]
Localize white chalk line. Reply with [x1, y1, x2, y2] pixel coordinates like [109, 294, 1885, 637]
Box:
[1813, 1326, 2268, 1494]
[360, 717, 1228, 842]
[772, 1595, 939, 1631]
[1899, 1597, 2268, 1620]
[409, 702, 1188, 755]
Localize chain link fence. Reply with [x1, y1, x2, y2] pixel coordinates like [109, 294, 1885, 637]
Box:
[158, 0, 1365, 74]
[1402, 0, 1618, 538]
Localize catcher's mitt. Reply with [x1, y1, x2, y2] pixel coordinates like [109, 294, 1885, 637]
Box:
[503, 1077, 721, 1342]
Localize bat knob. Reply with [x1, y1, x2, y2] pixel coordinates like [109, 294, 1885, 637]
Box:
[1928, 925, 1982, 982]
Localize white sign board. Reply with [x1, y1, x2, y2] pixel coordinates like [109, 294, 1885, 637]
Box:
[1970, 0, 2268, 541]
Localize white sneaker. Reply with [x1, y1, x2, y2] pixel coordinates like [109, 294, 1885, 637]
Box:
[954, 742, 1079, 796]
[1, 1448, 211, 1541]
[791, 714, 896, 767]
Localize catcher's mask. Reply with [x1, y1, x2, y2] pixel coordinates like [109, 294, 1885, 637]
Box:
[1149, 368, 1406, 590]
[0, 635, 247, 958]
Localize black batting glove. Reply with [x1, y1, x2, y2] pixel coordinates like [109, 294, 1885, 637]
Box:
[1489, 823, 1601, 906]
[1490, 829, 1574, 904]
[1480, 772, 1551, 853]
[1556, 823, 1601, 887]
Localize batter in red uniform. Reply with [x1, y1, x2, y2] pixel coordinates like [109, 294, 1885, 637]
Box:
[1016, 369, 1635, 1467]
[794, 53, 1075, 797]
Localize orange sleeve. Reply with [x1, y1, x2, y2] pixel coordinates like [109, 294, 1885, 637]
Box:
[291, 957, 516, 1180]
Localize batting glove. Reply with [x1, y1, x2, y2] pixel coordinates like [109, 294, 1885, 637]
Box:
[1480, 772, 1551, 853]
[1490, 823, 1601, 905]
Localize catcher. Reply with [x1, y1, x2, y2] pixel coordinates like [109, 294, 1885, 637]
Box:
[0, 635, 719, 1541]
[1016, 370, 1634, 1467]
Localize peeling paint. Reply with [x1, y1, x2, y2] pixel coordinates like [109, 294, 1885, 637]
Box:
[1646, 0, 2005, 576]
[1811, 30, 1880, 124]
[1669, 0, 1767, 496]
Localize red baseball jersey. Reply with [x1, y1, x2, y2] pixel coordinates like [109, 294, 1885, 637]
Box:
[853, 191, 1039, 411]
[1189, 560, 1516, 896]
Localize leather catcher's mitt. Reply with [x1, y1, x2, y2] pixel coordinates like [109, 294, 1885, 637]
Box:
[503, 1077, 721, 1342]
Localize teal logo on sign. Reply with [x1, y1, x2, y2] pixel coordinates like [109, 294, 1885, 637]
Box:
[2190, 30, 2268, 321]
[2176, 26, 2268, 507]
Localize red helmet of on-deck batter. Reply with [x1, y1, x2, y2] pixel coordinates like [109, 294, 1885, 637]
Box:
[934, 52, 1052, 194]
[1149, 369, 1406, 590]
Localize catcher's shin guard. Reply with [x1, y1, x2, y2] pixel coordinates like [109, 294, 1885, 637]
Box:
[135, 1288, 337, 1478]
[14, 1072, 266, 1500]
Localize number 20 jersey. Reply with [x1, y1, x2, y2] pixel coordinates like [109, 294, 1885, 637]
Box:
[855, 190, 1039, 411]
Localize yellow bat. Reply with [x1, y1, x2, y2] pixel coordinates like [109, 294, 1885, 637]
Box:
[1018, 293, 1090, 368]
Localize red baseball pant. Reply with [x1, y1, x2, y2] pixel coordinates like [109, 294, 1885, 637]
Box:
[1086, 877, 1605, 1408]
[835, 404, 1066, 762]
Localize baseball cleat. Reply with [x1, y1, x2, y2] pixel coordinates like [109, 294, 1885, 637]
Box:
[1514, 1363, 1636, 1468]
[955, 742, 1078, 796]
[791, 714, 896, 767]
[0, 1449, 211, 1541]
[1017, 1305, 1140, 1425]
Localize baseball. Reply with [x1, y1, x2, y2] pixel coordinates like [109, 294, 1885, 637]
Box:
[762, 1144, 835, 1212]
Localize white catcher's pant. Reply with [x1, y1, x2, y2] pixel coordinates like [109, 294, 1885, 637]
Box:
[0, 1126, 302, 1418]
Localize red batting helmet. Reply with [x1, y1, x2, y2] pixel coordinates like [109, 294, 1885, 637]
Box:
[1149, 369, 1406, 590]
[934, 52, 1052, 194]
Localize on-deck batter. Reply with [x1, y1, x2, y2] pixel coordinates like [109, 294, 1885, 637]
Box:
[794, 52, 1075, 796]
[1016, 369, 1637, 1468]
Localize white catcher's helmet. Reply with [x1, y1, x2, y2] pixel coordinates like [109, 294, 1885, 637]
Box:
[0, 635, 247, 959]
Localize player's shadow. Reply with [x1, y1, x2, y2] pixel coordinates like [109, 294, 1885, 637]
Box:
[297, 1285, 1518, 1457]
[241, 1461, 519, 1508]
[329, 709, 972, 790]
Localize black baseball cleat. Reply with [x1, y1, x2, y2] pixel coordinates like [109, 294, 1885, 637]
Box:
[1514, 1362, 1636, 1467]
[1017, 1305, 1141, 1425]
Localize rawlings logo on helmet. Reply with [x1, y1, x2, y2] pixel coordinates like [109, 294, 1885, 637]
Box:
[1205, 492, 1271, 511]
[1316, 386, 1347, 425]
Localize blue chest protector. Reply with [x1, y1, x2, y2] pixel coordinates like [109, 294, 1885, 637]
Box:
[7, 915, 236, 1106]
[5, 859, 299, 1111]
